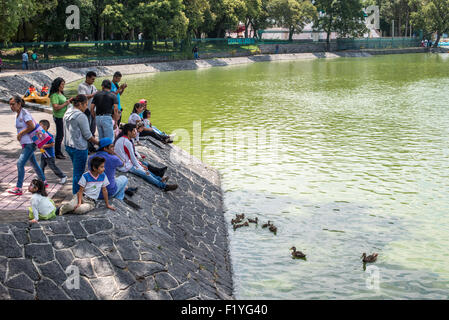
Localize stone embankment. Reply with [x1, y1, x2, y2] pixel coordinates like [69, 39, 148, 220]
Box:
[0, 137, 233, 300]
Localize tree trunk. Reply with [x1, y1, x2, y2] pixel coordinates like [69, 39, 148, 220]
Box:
[144, 32, 153, 51]
[289, 27, 293, 41]
[405, 12, 409, 38]
[245, 19, 249, 38]
[434, 32, 441, 48]
[326, 14, 333, 52]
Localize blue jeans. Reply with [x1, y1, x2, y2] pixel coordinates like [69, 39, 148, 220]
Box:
[96, 115, 114, 141]
[17, 144, 46, 188]
[65, 146, 88, 194]
[129, 167, 166, 189]
[22, 61, 28, 70]
[112, 175, 128, 200]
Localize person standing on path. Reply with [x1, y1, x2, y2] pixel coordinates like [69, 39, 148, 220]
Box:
[22, 50, 29, 70]
[31, 52, 38, 70]
[7, 96, 47, 196]
[63, 94, 99, 194]
[192, 46, 199, 59]
[78, 71, 98, 153]
[111, 71, 127, 126]
[0, 56, 3, 73]
[90, 79, 118, 141]
[50, 77, 73, 159]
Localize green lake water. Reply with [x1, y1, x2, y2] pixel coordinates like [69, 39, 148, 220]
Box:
[67, 53, 449, 299]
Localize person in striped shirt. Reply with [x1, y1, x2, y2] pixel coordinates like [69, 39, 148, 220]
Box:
[59, 157, 116, 215]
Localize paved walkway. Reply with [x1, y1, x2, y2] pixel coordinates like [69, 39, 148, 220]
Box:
[0, 102, 73, 223]
[0, 69, 34, 78]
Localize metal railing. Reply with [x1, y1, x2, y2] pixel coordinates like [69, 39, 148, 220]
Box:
[0, 37, 424, 65]
[337, 37, 421, 50]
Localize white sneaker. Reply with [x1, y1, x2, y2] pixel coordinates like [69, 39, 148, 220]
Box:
[59, 176, 67, 184]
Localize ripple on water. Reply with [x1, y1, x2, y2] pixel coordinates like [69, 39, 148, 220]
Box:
[67, 53, 449, 299]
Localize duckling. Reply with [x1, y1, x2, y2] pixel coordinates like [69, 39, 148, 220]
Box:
[268, 224, 277, 235]
[231, 214, 245, 225]
[231, 217, 242, 225]
[248, 217, 258, 224]
[361, 253, 378, 263]
[233, 221, 249, 231]
[261, 220, 272, 229]
[290, 247, 306, 259]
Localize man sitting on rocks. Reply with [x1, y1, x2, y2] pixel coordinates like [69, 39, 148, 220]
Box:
[114, 124, 178, 192]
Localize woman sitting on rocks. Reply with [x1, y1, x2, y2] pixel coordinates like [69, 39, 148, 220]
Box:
[114, 124, 178, 192]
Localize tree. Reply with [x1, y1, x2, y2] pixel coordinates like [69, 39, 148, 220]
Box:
[411, 0, 449, 47]
[314, 0, 367, 50]
[268, 0, 317, 41]
[0, 0, 27, 42]
[250, 0, 273, 38]
[138, 0, 188, 50]
[0, 0, 56, 43]
[208, 0, 247, 37]
[183, 0, 212, 37]
[243, 0, 262, 37]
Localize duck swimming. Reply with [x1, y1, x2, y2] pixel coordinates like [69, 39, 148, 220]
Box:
[262, 221, 272, 229]
[290, 247, 306, 259]
[231, 217, 242, 225]
[361, 253, 378, 263]
[248, 217, 258, 224]
[268, 225, 277, 235]
[233, 221, 249, 231]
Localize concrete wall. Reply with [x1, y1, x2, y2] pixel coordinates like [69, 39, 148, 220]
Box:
[259, 42, 338, 54]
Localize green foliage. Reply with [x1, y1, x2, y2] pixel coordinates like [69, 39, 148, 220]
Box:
[0, 0, 46, 43]
[410, 0, 449, 46]
[1, 0, 432, 47]
[268, 0, 317, 40]
[183, 0, 212, 36]
[313, 0, 367, 44]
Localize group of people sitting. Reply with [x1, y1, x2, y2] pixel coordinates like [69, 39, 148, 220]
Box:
[24, 84, 49, 97]
[9, 70, 179, 223]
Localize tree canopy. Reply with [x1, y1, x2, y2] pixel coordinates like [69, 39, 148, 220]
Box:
[0, 0, 443, 45]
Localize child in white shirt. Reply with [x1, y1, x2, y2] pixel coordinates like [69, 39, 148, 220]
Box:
[59, 156, 116, 215]
[28, 179, 56, 223]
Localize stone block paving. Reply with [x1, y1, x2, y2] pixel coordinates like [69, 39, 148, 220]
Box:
[0, 137, 234, 300]
[0, 155, 64, 212]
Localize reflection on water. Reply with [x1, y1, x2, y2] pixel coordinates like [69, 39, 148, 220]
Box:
[67, 53, 449, 299]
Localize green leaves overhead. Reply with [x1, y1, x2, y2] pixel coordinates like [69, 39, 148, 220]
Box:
[313, 0, 367, 47]
[268, 0, 317, 40]
[2, 0, 442, 45]
[410, 0, 449, 46]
